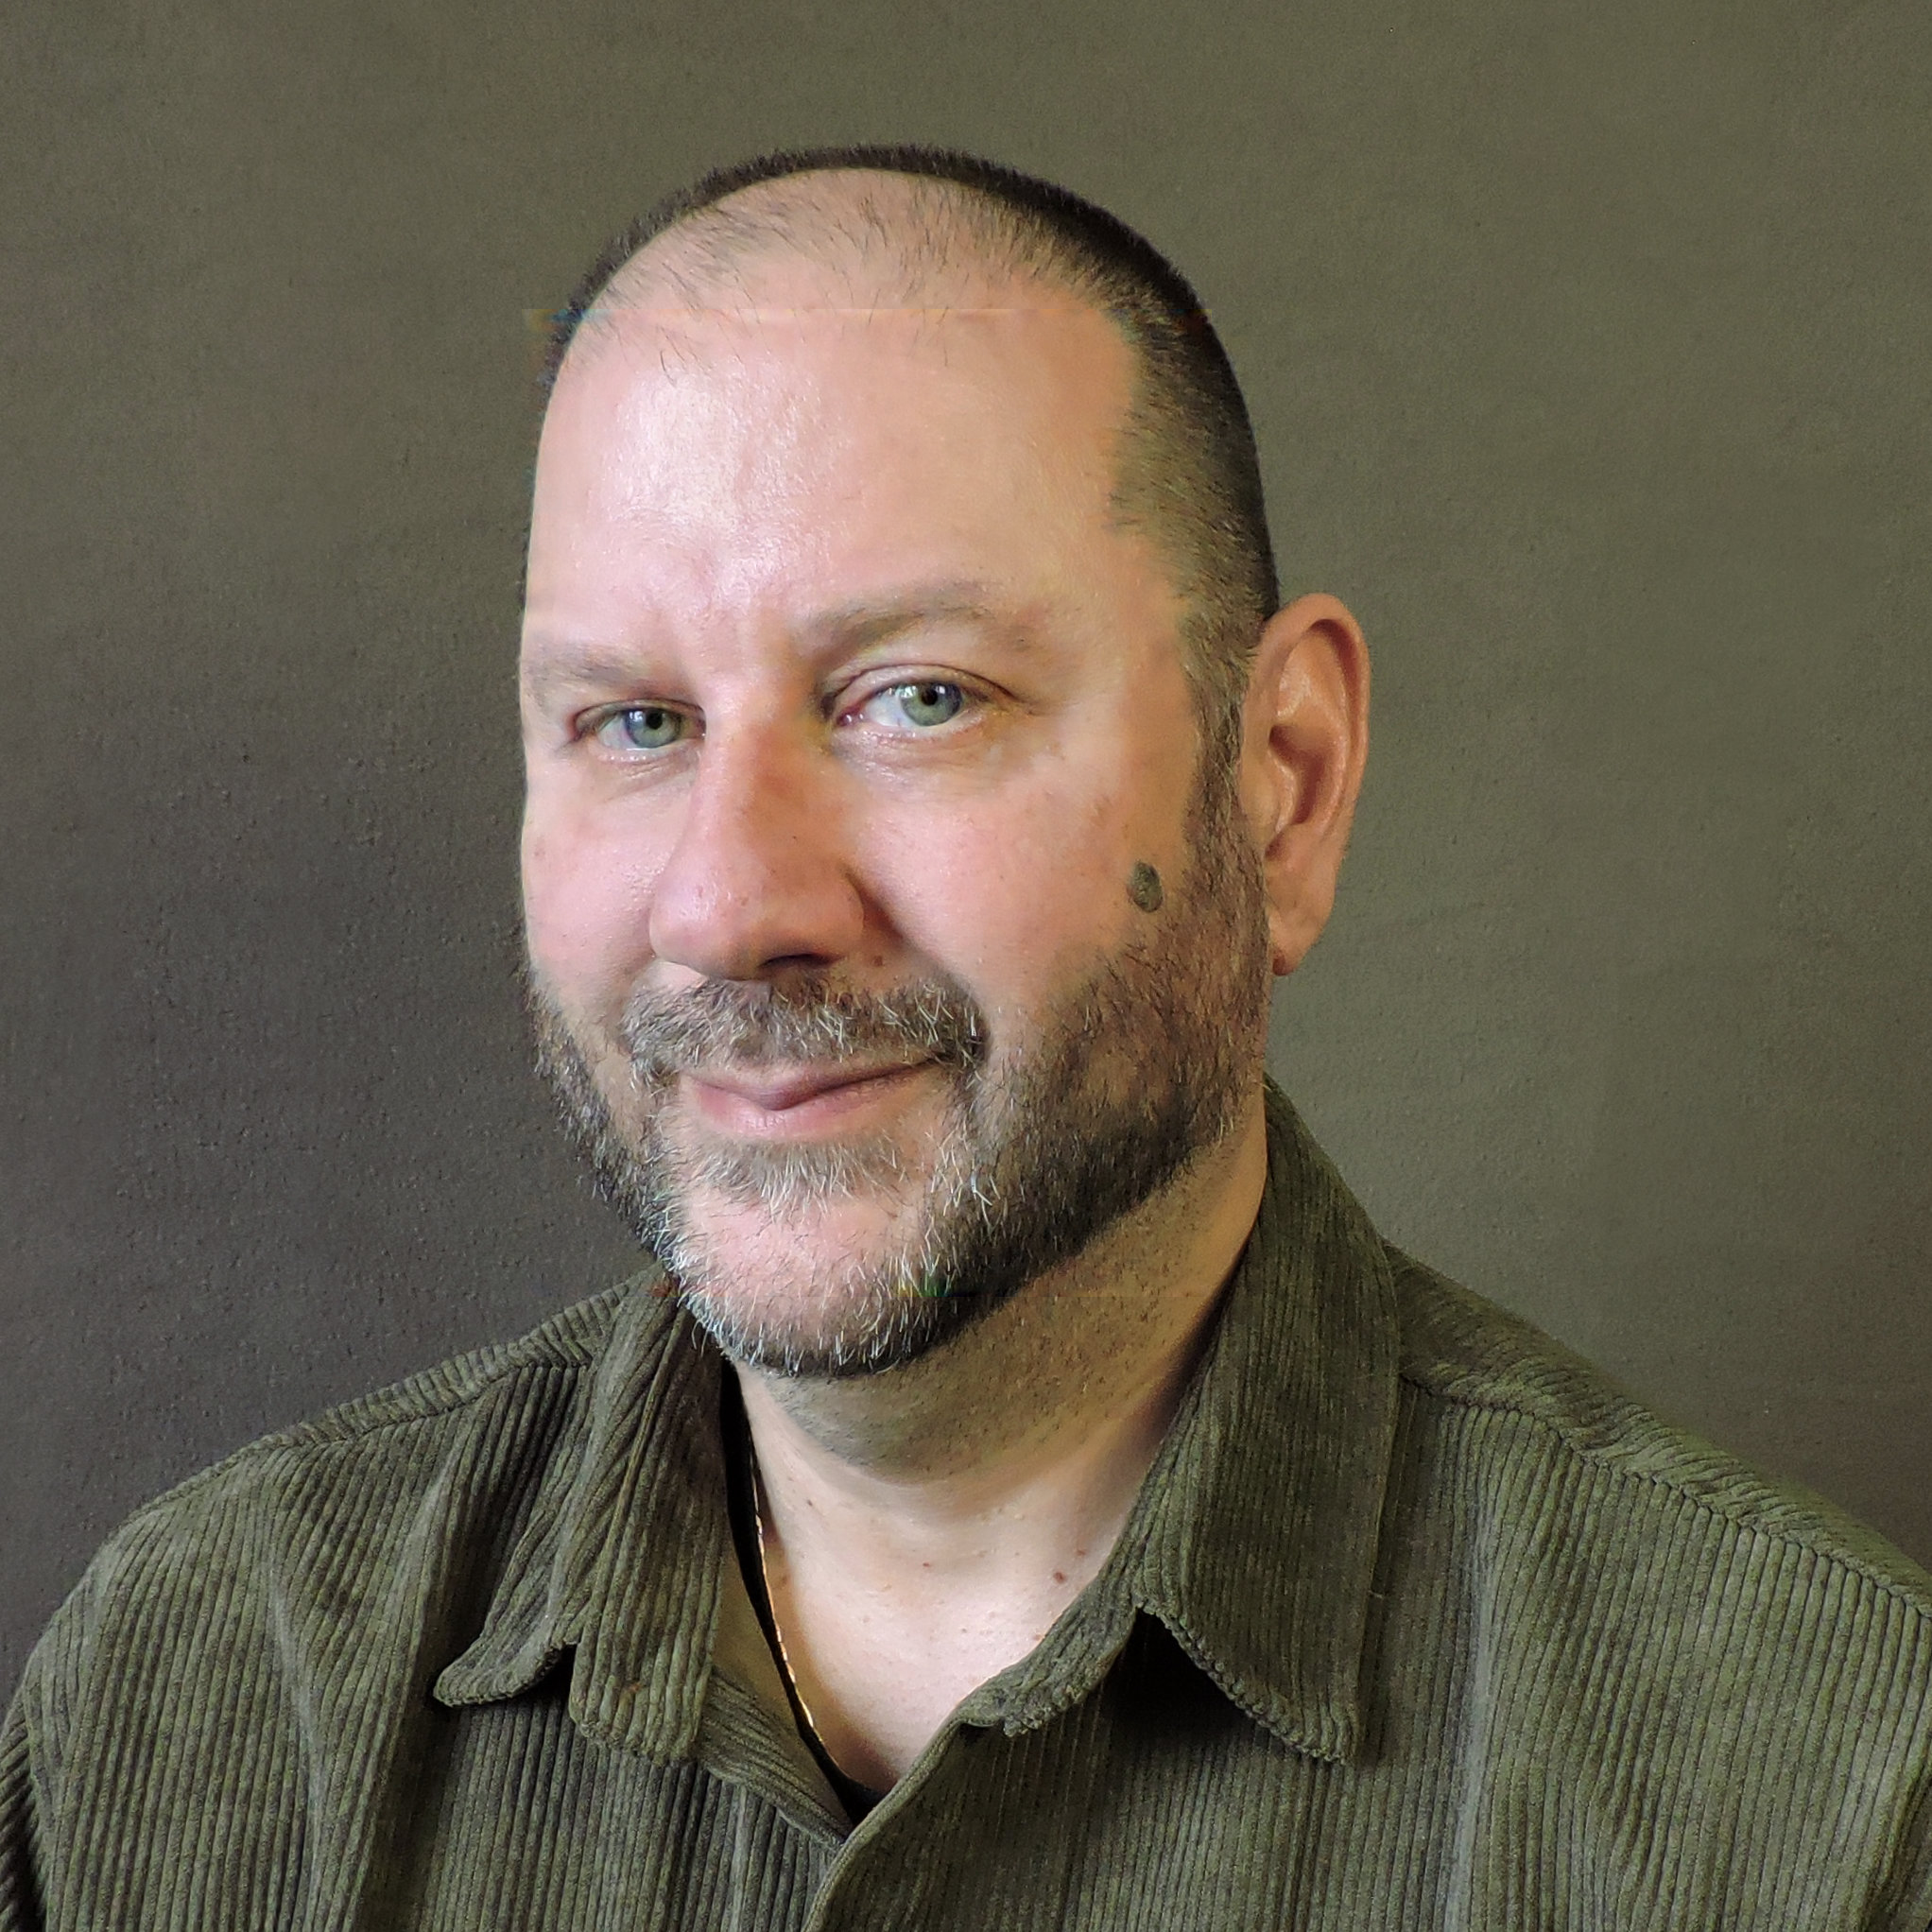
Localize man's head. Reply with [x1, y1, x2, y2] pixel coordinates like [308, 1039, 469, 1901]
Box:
[517, 149, 1367, 1378]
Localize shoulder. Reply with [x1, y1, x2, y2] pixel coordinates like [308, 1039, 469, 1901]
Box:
[1371, 1251, 1932, 1923]
[1387, 1246, 1932, 1616]
[26, 1282, 652, 1705]
[2, 1283, 676, 1911]
[117, 1283, 630, 1533]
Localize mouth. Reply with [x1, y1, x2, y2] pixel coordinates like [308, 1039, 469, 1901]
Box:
[680, 1059, 937, 1137]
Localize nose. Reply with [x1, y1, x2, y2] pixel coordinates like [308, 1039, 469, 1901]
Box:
[647, 722, 869, 982]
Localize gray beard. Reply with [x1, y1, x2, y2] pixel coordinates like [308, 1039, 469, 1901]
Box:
[526, 776, 1270, 1380]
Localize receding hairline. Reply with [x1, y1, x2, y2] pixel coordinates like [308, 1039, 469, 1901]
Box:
[571, 167, 1128, 350]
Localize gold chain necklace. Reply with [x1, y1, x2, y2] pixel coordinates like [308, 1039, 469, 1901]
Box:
[747, 1456, 841, 1768]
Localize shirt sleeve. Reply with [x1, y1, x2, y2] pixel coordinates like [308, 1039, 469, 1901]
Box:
[0, 1662, 50, 1932]
[0, 1568, 97, 1932]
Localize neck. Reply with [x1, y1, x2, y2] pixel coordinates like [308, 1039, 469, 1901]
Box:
[731, 1096, 1269, 1785]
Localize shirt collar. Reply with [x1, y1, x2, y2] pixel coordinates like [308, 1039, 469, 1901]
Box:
[434, 1273, 729, 1760]
[952, 1080, 1403, 1764]
[435, 1080, 1402, 1768]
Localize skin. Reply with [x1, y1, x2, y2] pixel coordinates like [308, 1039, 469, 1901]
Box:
[520, 180, 1369, 1786]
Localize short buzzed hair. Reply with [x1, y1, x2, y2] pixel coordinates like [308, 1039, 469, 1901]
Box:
[543, 146, 1280, 762]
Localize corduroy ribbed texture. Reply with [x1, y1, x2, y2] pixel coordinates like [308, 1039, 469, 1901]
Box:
[7, 1086, 1932, 1929]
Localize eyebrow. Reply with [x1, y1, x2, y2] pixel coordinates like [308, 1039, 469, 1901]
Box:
[519, 650, 658, 714]
[519, 583, 1026, 712]
[804, 586, 1009, 652]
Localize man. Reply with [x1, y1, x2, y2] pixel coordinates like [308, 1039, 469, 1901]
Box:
[5, 147, 1931, 1929]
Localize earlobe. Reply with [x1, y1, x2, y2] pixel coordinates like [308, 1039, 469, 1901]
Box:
[1239, 595, 1370, 976]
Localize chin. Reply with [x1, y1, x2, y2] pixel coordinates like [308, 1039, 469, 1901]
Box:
[653, 1171, 986, 1378]
[678, 1182, 923, 1287]
[671, 1242, 1005, 1381]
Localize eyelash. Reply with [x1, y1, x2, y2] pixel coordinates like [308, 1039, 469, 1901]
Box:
[580, 703, 688, 754]
[575, 676, 984, 752]
[841, 678, 976, 732]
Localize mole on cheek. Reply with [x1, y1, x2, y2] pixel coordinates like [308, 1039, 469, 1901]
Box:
[1127, 861, 1164, 913]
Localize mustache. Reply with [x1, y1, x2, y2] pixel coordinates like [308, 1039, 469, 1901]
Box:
[618, 974, 989, 1082]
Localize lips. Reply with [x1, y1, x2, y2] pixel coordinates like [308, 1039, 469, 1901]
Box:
[683, 1059, 931, 1117]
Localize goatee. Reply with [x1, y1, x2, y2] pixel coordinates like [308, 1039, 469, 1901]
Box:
[527, 774, 1269, 1379]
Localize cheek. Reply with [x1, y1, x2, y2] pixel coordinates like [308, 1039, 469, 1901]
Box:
[521, 799, 664, 1012]
[864, 777, 1150, 1010]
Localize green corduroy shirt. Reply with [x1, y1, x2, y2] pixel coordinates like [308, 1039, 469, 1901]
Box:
[7, 1085, 1932, 1929]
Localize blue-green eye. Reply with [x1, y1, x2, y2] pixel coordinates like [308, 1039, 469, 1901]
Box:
[880, 681, 966, 729]
[594, 704, 687, 751]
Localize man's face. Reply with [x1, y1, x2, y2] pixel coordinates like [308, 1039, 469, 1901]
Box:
[519, 250, 1269, 1375]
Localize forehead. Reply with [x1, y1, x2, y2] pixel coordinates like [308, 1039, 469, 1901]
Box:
[525, 252, 1142, 636]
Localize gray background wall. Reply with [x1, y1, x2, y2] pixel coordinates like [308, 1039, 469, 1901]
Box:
[4, 0, 1927, 1695]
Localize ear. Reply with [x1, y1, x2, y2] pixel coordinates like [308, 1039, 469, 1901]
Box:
[1236, 595, 1370, 976]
